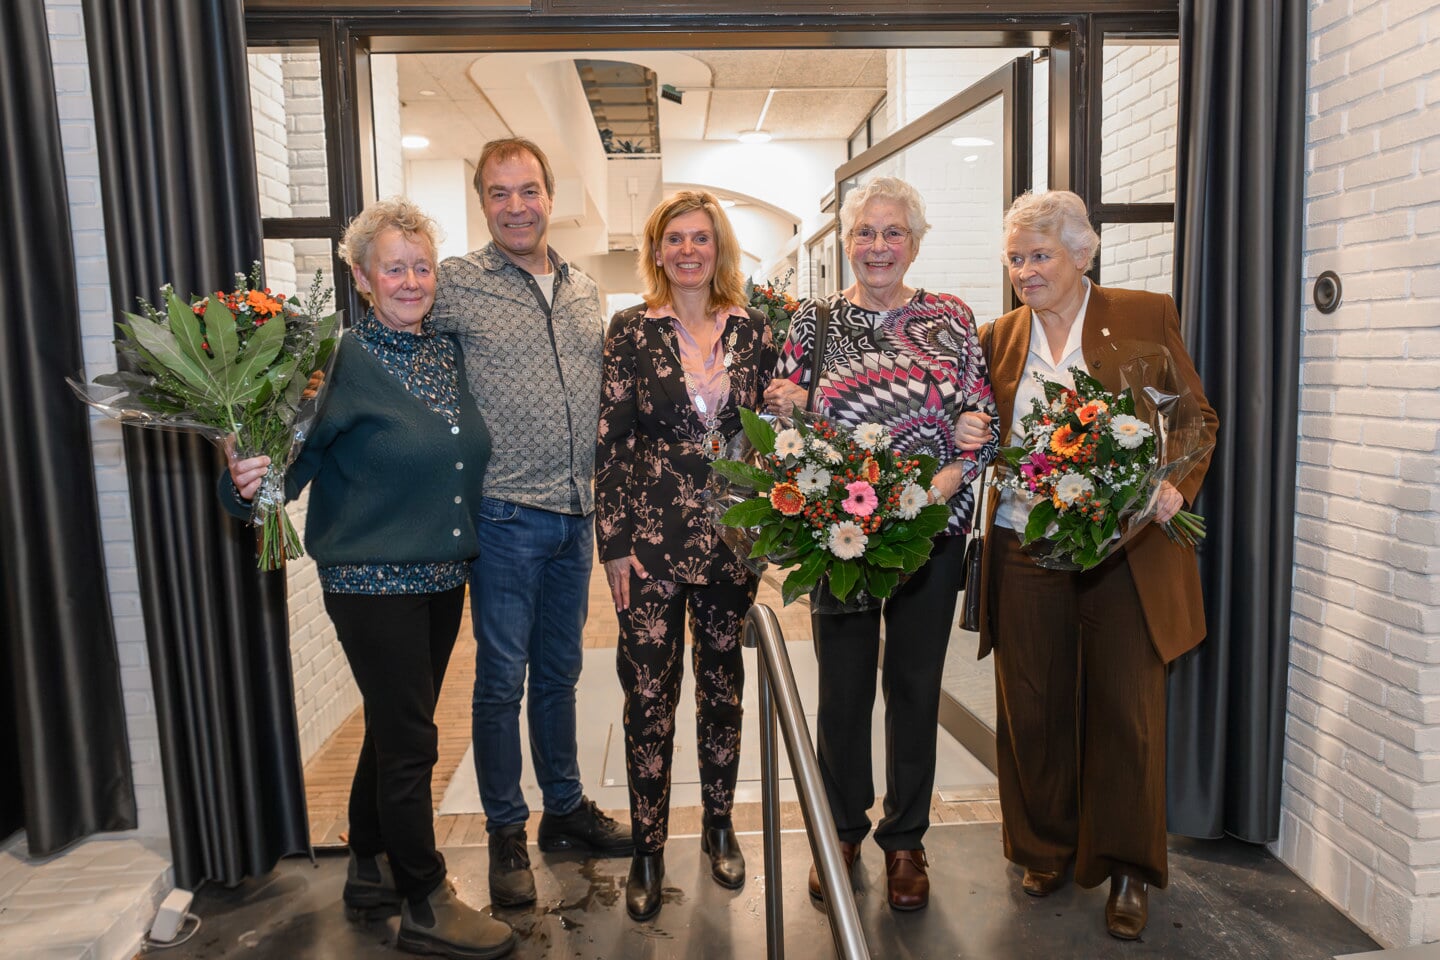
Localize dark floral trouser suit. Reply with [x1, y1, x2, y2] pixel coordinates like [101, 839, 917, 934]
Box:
[594, 303, 777, 854]
[618, 575, 756, 853]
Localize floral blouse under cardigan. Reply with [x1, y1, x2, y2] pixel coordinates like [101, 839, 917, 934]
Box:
[776, 290, 1000, 536]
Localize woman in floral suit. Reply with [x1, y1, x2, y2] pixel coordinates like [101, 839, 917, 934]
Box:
[595, 190, 777, 922]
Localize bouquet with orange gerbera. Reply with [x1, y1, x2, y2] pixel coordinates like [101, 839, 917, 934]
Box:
[995, 348, 1211, 571]
[70, 264, 340, 569]
[745, 269, 800, 344]
[707, 408, 951, 606]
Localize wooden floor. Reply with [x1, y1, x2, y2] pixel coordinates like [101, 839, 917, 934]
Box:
[302, 553, 1000, 850]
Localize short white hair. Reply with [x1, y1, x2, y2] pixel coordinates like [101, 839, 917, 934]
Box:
[1001, 190, 1100, 269]
[839, 176, 931, 245]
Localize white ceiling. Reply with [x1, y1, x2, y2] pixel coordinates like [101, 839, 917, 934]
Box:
[390, 48, 887, 169]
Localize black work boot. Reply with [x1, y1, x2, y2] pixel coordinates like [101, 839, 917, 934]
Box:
[537, 797, 633, 856]
[625, 851, 665, 922]
[343, 851, 402, 921]
[398, 881, 516, 959]
[487, 824, 536, 907]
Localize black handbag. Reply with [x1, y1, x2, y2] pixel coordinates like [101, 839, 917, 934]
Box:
[805, 300, 831, 412]
[958, 470, 988, 632]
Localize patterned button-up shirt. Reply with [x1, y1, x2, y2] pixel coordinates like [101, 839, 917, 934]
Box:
[433, 242, 604, 515]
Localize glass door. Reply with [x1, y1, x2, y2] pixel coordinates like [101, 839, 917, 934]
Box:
[834, 56, 1037, 773]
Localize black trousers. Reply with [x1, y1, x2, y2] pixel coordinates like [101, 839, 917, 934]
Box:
[616, 575, 756, 854]
[812, 533, 966, 852]
[325, 585, 465, 900]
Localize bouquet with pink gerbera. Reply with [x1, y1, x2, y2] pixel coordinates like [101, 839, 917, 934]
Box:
[707, 408, 952, 606]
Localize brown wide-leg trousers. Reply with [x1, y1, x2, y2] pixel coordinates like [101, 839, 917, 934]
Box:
[988, 529, 1169, 889]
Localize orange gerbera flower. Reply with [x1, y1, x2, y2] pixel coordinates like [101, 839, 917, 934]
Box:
[770, 481, 806, 516]
[861, 457, 881, 483]
[1049, 424, 1084, 458]
[246, 289, 283, 316]
[1076, 399, 1108, 424]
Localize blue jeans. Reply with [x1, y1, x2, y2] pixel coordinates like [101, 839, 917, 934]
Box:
[470, 497, 591, 829]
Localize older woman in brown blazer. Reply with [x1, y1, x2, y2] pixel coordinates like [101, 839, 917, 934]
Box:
[956, 190, 1218, 940]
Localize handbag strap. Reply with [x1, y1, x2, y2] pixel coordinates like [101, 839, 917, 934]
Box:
[971, 464, 990, 536]
[805, 299, 831, 412]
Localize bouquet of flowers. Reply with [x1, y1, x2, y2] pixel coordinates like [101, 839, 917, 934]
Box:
[708, 408, 952, 606]
[70, 264, 341, 569]
[995, 346, 1212, 571]
[746, 269, 800, 345]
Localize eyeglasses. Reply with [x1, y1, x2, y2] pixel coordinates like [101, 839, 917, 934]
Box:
[850, 226, 912, 245]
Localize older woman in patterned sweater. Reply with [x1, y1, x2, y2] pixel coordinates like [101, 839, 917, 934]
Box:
[225, 199, 513, 960]
[763, 176, 999, 912]
[595, 190, 777, 922]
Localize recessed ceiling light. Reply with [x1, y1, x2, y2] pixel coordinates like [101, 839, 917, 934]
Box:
[720, 199, 737, 208]
[951, 136, 995, 147]
[401, 135, 430, 149]
[738, 130, 773, 144]
[963, 154, 980, 163]
[418, 89, 437, 97]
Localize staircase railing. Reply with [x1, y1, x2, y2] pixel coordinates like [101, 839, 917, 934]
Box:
[742, 603, 870, 960]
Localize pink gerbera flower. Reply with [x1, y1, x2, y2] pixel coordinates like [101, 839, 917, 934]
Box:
[842, 480, 879, 517]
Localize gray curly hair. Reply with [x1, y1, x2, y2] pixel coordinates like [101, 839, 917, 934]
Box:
[838, 176, 932, 246]
[1001, 190, 1100, 270]
[337, 197, 443, 279]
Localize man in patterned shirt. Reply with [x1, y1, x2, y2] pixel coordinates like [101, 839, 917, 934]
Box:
[432, 138, 632, 907]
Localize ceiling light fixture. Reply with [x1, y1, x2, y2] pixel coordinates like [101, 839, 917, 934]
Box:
[739, 89, 776, 144]
[720, 199, 737, 208]
[418, 88, 437, 97]
[963, 154, 980, 163]
[401, 135, 430, 149]
[951, 136, 995, 147]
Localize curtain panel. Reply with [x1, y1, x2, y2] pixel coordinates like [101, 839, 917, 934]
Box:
[0, 0, 137, 856]
[82, 0, 310, 887]
[1168, 0, 1307, 842]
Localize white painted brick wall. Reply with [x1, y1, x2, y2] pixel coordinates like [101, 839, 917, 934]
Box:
[1280, 0, 1440, 948]
[247, 50, 358, 763]
[45, 0, 167, 841]
[1099, 42, 1179, 293]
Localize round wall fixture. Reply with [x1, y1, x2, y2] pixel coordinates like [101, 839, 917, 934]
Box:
[1313, 270, 1342, 314]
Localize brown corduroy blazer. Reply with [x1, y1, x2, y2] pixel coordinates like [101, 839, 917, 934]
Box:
[976, 284, 1219, 665]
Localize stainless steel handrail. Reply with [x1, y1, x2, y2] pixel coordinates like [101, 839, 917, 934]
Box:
[742, 603, 870, 960]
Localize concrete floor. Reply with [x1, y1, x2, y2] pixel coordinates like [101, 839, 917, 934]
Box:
[159, 825, 1377, 960]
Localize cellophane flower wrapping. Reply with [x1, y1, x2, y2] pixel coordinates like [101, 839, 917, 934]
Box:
[69, 266, 341, 570]
[994, 342, 1214, 571]
[705, 407, 953, 612]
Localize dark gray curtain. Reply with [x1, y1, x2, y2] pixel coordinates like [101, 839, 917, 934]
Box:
[0, 0, 137, 855]
[82, 0, 310, 887]
[1168, 0, 1306, 842]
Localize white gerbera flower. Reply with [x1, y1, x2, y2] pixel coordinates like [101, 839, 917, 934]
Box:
[827, 521, 869, 560]
[1109, 414, 1154, 449]
[897, 482, 929, 520]
[1054, 473, 1095, 505]
[774, 428, 805, 458]
[810, 439, 843, 464]
[854, 422, 890, 450]
[796, 464, 832, 495]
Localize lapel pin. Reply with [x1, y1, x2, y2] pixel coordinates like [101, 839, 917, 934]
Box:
[1101, 327, 1110, 337]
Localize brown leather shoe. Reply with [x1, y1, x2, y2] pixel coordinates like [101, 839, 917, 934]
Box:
[1105, 870, 1149, 940]
[807, 841, 859, 900]
[884, 849, 929, 911]
[1021, 868, 1066, 897]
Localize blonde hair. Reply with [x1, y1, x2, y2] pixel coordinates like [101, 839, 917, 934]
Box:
[637, 190, 747, 312]
[1002, 190, 1100, 270]
[337, 197, 442, 302]
[839, 176, 931, 246]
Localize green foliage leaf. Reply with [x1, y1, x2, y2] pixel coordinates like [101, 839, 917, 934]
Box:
[865, 543, 903, 568]
[891, 534, 937, 573]
[201, 293, 240, 373]
[865, 567, 900, 600]
[711, 460, 775, 490]
[739, 407, 776, 456]
[1025, 498, 1058, 543]
[721, 497, 775, 527]
[122, 309, 215, 397]
[227, 313, 289, 406]
[781, 549, 828, 605]
[910, 453, 940, 486]
[909, 503, 953, 539]
[828, 560, 860, 602]
[166, 290, 212, 371]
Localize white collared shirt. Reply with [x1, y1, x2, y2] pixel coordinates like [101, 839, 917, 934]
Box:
[993, 279, 1092, 532]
